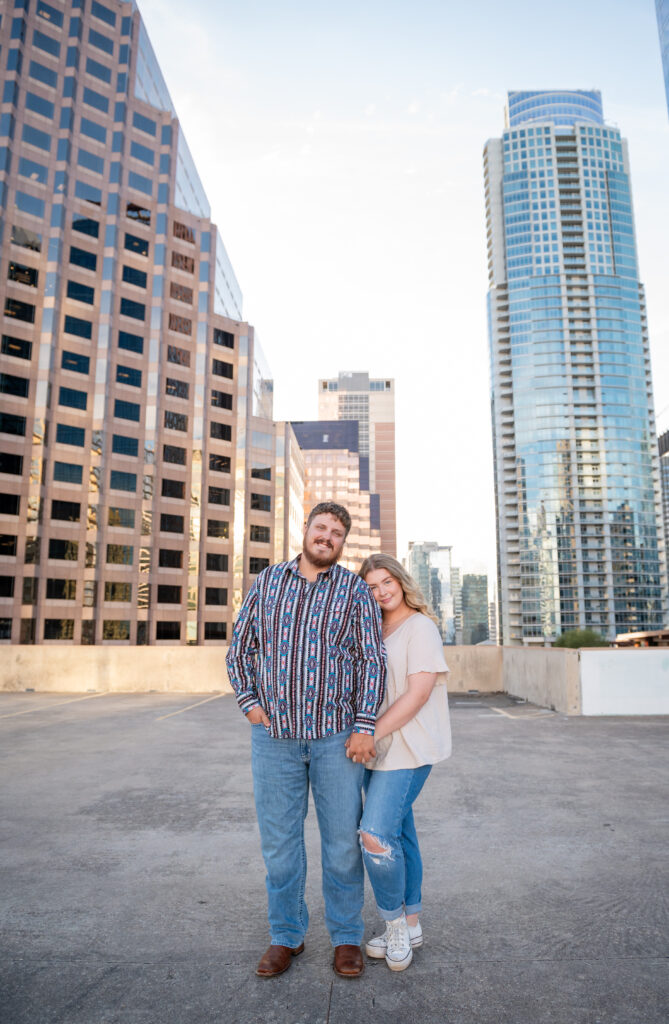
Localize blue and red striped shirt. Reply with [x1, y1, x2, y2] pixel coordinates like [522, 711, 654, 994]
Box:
[226, 557, 386, 739]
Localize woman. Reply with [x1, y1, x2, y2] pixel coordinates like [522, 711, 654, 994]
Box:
[346, 553, 452, 972]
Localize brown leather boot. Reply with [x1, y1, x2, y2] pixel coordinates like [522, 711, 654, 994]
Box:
[255, 942, 305, 977]
[333, 944, 364, 977]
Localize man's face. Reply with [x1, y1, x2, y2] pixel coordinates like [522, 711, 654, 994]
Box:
[302, 513, 347, 569]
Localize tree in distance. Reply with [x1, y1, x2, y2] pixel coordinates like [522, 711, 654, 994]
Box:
[553, 628, 608, 648]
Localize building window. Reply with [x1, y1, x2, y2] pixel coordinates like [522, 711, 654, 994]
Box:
[118, 330, 144, 354]
[207, 520, 229, 539]
[250, 493, 271, 512]
[58, 386, 87, 410]
[157, 585, 181, 604]
[8, 261, 38, 287]
[160, 514, 184, 534]
[208, 486, 230, 506]
[171, 251, 194, 273]
[0, 373, 29, 398]
[164, 410, 187, 432]
[249, 557, 270, 574]
[64, 315, 92, 339]
[120, 297, 145, 321]
[44, 619, 75, 640]
[62, 351, 90, 375]
[48, 538, 78, 560]
[73, 216, 100, 238]
[46, 578, 77, 600]
[51, 499, 80, 522]
[114, 399, 140, 422]
[210, 422, 231, 442]
[126, 202, 151, 225]
[205, 587, 227, 606]
[213, 328, 235, 348]
[168, 313, 192, 336]
[54, 462, 83, 484]
[110, 470, 136, 492]
[0, 576, 15, 598]
[125, 232, 150, 257]
[108, 507, 135, 528]
[67, 280, 95, 305]
[0, 535, 18, 556]
[122, 265, 147, 289]
[204, 622, 227, 640]
[159, 549, 182, 568]
[166, 378, 189, 399]
[209, 454, 231, 474]
[116, 365, 142, 388]
[212, 358, 233, 379]
[0, 494, 20, 516]
[156, 620, 180, 640]
[2, 335, 32, 361]
[4, 298, 36, 324]
[0, 413, 26, 437]
[173, 221, 195, 243]
[0, 454, 23, 475]
[112, 434, 139, 457]
[211, 390, 233, 410]
[250, 524, 271, 543]
[0, 618, 12, 640]
[102, 620, 131, 640]
[167, 345, 190, 366]
[163, 444, 186, 465]
[170, 282, 193, 305]
[106, 544, 133, 565]
[206, 553, 228, 572]
[56, 423, 85, 447]
[69, 247, 97, 272]
[251, 465, 272, 481]
[161, 479, 185, 499]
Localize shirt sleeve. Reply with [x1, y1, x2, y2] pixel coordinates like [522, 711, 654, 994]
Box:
[352, 582, 387, 735]
[225, 578, 262, 715]
[407, 616, 449, 678]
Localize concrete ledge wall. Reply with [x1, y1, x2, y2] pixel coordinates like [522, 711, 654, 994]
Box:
[0, 647, 234, 695]
[579, 649, 669, 715]
[444, 645, 503, 693]
[502, 647, 581, 715]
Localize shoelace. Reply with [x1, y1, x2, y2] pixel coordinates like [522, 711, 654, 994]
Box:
[385, 919, 409, 955]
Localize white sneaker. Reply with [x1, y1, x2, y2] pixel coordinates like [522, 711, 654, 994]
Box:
[366, 918, 423, 959]
[367, 915, 413, 971]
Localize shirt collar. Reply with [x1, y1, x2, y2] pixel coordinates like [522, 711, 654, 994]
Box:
[287, 555, 338, 582]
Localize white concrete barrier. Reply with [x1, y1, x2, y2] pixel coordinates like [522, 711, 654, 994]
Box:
[579, 649, 669, 716]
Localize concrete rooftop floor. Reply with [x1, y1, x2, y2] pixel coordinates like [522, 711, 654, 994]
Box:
[1, 690, 667, 1024]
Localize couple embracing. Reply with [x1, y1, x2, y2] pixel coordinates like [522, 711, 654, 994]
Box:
[226, 502, 452, 978]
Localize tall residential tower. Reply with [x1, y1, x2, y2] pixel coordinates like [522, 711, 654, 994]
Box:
[484, 91, 666, 644]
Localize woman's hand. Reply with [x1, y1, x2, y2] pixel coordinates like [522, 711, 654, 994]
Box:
[345, 733, 376, 763]
[245, 706, 271, 728]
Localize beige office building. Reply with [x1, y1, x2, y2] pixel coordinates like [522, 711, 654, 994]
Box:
[318, 372, 396, 556]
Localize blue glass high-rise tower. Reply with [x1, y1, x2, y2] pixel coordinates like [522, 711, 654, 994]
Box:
[484, 91, 666, 644]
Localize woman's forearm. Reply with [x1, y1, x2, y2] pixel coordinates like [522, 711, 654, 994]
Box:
[374, 673, 436, 741]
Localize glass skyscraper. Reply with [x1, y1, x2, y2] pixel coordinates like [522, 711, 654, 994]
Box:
[0, 0, 301, 645]
[484, 90, 666, 644]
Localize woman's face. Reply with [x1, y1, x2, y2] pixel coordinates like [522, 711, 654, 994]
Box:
[364, 568, 407, 616]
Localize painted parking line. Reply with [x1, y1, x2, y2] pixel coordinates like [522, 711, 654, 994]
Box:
[155, 693, 224, 721]
[489, 705, 554, 720]
[0, 692, 109, 720]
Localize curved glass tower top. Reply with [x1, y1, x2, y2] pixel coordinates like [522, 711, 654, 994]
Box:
[507, 90, 603, 127]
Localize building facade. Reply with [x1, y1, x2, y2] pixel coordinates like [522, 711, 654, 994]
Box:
[461, 573, 489, 645]
[291, 419, 381, 573]
[318, 372, 396, 556]
[0, 0, 294, 644]
[485, 90, 666, 644]
[406, 540, 454, 642]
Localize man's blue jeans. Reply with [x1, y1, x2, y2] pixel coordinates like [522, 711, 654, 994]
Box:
[251, 724, 365, 948]
[360, 765, 432, 921]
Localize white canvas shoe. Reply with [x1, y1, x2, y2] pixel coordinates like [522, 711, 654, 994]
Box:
[365, 918, 423, 959]
[383, 914, 413, 971]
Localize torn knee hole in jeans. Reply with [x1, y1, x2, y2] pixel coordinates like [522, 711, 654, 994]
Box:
[359, 830, 393, 864]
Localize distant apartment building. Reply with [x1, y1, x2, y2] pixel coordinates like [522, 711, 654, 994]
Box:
[485, 90, 666, 645]
[461, 573, 489, 645]
[657, 0, 669, 114]
[291, 419, 381, 573]
[450, 566, 462, 644]
[488, 598, 498, 644]
[0, 1, 297, 644]
[319, 372, 396, 556]
[406, 541, 454, 642]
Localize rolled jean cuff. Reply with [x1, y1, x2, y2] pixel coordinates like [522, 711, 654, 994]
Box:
[405, 902, 422, 916]
[376, 903, 405, 922]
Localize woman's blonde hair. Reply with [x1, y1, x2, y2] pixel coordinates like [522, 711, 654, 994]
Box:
[359, 553, 439, 625]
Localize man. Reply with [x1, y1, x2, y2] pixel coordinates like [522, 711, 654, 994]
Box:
[226, 501, 386, 978]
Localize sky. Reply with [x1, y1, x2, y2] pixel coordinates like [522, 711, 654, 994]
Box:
[138, 0, 669, 586]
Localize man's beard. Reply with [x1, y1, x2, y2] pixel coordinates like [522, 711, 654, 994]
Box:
[302, 537, 341, 569]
